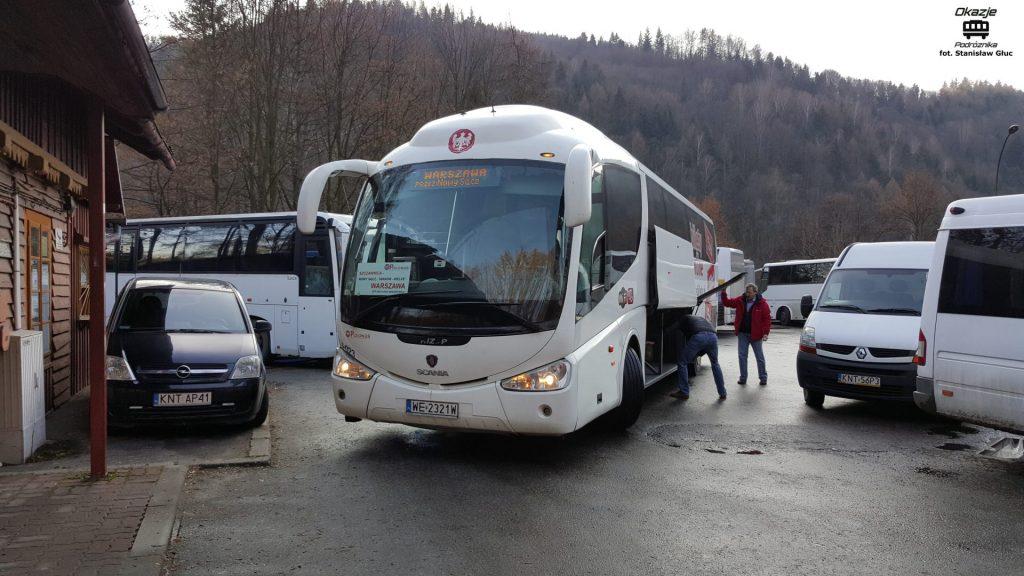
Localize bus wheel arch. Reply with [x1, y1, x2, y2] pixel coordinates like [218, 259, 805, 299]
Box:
[604, 336, 644, 431]
[776, 306, 792, 326]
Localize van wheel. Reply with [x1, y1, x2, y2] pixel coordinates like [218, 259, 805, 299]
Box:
[803, 388, 825, 409]
[606, 347, 644, 430]
[777, 307, 792, 326]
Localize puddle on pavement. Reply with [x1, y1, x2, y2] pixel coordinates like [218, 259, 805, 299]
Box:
[937, 442, 974, 451]
[928, 425, 980, 439]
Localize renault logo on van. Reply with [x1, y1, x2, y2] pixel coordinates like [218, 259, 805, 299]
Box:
[855, 348, 868, 360]
[176, 365, 192, 379]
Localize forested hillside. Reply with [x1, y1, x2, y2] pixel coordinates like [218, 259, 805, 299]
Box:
[123, 0, 1024, 263]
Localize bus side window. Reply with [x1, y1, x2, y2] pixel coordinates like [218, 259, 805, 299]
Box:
[603, 165, 642, 284]
[577, 167, 607, 317]
[301, 236, 334, 297]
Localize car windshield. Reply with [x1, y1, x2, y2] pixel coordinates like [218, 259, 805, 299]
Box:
[117, 287, 248, 333]
[816, 268, 928, 315]
[341, 159, 569, 334]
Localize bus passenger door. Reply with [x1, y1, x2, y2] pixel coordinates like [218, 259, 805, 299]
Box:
[297, 234, 337, 358]
[653, 226, 696, 309]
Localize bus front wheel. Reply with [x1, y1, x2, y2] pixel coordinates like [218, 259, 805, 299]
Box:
[605, 347, 644, 430]
[257, 331, 274, 365]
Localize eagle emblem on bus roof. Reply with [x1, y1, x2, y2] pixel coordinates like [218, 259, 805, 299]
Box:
[448, 129, 475, 154]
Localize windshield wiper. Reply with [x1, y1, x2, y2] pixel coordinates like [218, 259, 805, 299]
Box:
[165, 328, 234, 334]
[352, 289, 461, 323]
[417, 300, 544, 332]
[866, 307, 920, 315]
[818, 303, 866, 313]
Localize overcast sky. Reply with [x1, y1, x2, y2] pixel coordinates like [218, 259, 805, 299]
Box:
[131, 0, 1022, 92]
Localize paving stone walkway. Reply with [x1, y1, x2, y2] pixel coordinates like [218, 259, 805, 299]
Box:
[0, 467, 164, 576]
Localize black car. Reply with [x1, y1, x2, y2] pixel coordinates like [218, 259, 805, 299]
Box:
[106, 278, 270, 427]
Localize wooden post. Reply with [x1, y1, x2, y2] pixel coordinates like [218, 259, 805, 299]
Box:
[87, 100, 107, 479]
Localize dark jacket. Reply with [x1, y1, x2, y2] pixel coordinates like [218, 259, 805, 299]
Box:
[721, 292, 771, 341]
[678, 314, 716, 338]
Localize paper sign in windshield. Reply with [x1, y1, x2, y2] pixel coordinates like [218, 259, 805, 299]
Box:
[354, 262, 412, 295]
[410, 166, 500, 190]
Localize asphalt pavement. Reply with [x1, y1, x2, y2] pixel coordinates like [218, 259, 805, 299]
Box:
[167, 326, 1024, 575]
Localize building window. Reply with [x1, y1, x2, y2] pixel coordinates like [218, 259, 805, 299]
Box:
[25, 210, 52, 353]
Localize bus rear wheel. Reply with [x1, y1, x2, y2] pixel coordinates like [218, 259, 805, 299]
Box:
[606, 347, 644, 430]
[777, 307, 792, 326]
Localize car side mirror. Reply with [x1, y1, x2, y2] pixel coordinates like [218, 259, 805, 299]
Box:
[251, 318, 272, 334]
[800, 294, 814, 318]
[563, 144, 593, 228]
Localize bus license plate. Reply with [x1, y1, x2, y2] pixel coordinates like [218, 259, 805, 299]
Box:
[406, 399, 458, 419]
[154, 392, 212, 406]
[838, 373, 881, 388]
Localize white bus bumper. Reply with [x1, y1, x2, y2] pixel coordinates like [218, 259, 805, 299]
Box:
[331, 372, 580, 435]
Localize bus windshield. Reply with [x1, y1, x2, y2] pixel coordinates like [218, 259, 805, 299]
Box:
[342, 159, 569, 334]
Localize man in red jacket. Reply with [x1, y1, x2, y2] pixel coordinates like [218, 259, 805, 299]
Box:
[720, 283, 771, 385]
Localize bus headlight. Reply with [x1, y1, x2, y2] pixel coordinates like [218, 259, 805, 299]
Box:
[334, 349, 375, 381]
[501, 360, 571, 392]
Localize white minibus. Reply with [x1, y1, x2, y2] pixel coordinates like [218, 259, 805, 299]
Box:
[758, 258, 836, 324]
[105, 211, 351, 360]
[797, 242, 933, 407]
[297, 105, 718, 434]
[914, 194, 1024, 434]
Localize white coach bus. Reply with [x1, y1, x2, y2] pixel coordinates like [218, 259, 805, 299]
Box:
[716, 247, 746, 325]
[104, 211, 351, 360]
[758, 258, 836, 325]
[297, 105, 717, 435]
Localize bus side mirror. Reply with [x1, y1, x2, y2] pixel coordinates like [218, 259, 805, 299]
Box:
[801, 294, 814, 318]
[563, 145, 593, 228]
[297, 159, 377, 234]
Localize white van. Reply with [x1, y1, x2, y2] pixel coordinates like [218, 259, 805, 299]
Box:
[914, 195, 1024, 434]
[797, 242, 933, 407]
[758, 258, 836, 324]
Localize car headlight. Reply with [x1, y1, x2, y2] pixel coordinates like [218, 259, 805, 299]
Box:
[334, 349, 375, 380]
[105, 354, 135, 381]
[231, 355, 263, 379]
[501, 359, 571, 392]
[799, 326, 816, 354]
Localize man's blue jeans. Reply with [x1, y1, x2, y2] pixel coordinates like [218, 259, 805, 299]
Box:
[676, 331, 726, 396]
[737, 332, 768, 383]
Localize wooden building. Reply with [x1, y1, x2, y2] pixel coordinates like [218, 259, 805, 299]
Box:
[0, 0, 174, 418]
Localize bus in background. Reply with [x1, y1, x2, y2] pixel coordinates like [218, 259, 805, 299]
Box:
[297, 105, 717, 435]
[758, 258, 836, 325]
[716, 247, 746, 326]
[914, 194, 1024, 434]
[105, 211, 351, 360]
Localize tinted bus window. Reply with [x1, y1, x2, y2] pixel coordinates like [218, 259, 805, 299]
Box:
[645, 176, 667, 231]
[185, 223, 240, 272]
[664, 191, 690, 242]
[301, 236, 334, 296]
[240, 221, 296, 273]
[939, 227, 1024, 319]
[604, 165, 642, 278]
[137, 226, 185, 272]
